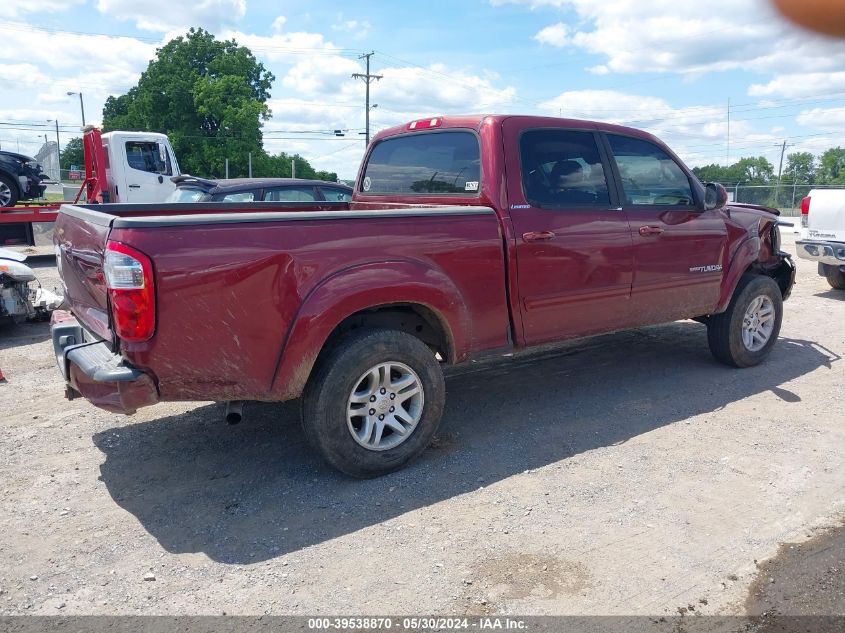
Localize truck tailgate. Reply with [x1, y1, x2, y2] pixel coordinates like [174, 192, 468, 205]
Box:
[806, 189, 845, 242]
[54, 205, 115, 342]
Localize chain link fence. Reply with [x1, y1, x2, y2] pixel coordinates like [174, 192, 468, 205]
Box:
[731, 183, 844, 217]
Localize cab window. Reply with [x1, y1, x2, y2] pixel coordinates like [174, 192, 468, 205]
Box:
[125, 141, 172, 175]
[519, 130, 610, 208]
[606, 135, 694, 206]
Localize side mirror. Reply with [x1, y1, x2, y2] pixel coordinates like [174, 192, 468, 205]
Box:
[704, 182, 728, 210]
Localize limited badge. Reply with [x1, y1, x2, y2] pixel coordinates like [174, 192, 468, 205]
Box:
[362, 176, 372, 192]
[465, 181, 479, 192]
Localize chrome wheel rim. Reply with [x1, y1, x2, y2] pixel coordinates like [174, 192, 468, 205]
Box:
[742, 295, 775, 352]
[0, 182, 12, 207]
[347, 362, 424, 451]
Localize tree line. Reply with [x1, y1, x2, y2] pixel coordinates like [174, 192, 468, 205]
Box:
[692, 148, 845, 187]
[61, 29, 338, 182]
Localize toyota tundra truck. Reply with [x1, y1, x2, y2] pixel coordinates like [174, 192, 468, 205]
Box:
[51, 115, 796, 476]
[796, 188, 845, 289]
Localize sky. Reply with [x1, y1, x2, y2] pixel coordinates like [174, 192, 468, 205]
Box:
[2, 0, 845, 179]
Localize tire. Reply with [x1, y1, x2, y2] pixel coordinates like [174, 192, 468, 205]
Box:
[0, 174, 19, 208]
[707, 274, 783, 368]
[301, 328, 446, 477]
[822, 264, 845, 290]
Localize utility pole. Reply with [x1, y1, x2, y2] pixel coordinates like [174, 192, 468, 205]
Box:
[352, 52, 383, 147]
[726, 98, 731, 168]
[772, 139, 791, 207]
[775, 140, 792, 210]
[248, 152, 252, 178]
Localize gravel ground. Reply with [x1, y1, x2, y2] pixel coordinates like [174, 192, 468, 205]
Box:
[0, 233, 843, 616]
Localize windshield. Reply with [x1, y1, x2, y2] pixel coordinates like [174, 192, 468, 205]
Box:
[361, 130, 481, 195]
[166, 187, 210, 203]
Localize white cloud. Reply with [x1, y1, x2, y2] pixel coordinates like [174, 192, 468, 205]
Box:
[8, 0, 83, 17]
[96, 0, 247, 33]
[536, 89, 766, 167]
[534, 22, 569, 47]
[797, 107, 845, 132]
[272, 16, 287, 33]
[331, 16, 372, 41]
[749, 72, 845, 99]
[510, 0, 845, 98]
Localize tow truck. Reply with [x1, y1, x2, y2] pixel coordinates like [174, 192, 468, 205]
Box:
[0, 126, 179, 246]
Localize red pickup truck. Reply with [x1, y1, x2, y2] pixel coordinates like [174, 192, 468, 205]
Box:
[51, 115, 795, 476]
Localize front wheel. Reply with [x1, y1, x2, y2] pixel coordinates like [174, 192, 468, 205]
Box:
[0, 175, 19, 208]
[822, 264, 845, 290]
[707, 275, 783, 368]
[302, 328, 445, 477]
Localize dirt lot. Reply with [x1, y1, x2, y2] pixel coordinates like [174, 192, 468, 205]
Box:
[1, 233, 843, 616]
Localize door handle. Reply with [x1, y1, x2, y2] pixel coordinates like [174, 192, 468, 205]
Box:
[523, 230, 556, 242]
[128, 184, 141, 189]
[638, 225, 664, 236]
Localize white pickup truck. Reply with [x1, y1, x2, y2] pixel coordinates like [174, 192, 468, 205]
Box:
[796, 188, 845, 290]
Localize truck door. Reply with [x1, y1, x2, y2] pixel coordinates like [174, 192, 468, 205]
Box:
[603, 133, 727, 324]
[502, 122, 635, 346]
[121, 140, 175, 203]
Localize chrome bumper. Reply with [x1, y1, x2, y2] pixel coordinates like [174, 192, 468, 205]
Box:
[795, 240, 845, 267]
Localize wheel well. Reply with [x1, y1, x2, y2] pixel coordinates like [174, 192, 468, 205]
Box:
[323, 304, 454, 364]
[0, 171, 20, 195]
[745, 260, 793, 299]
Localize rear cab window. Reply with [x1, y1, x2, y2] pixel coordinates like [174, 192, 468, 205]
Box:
[361, 131, 480, 195]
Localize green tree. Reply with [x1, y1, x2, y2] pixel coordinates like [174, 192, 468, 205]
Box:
[102, 28, 274, 177]
[783, 151, 815, 184]
[692, 163, 731, 184]
[731, 156, 774, 184]
[817, 147, 845, 184]
[251, 151, 337, 182]
[59, 137, 84, 171]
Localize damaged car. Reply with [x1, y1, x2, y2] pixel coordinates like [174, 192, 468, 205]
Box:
[0, 151, 48, 208]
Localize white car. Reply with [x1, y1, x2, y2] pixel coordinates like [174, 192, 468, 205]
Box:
[795, 188, 845, 290]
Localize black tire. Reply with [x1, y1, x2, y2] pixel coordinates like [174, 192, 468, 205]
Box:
[822, 264, 845, 290]
[0, 174, 20, 208]
[707, 274, 783, 368]
[302, 328, 446, 477]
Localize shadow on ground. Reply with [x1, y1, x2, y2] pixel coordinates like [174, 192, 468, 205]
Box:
[92, 322, 838, 564]
[0, 319, 51, 351]
[815, 289, 845, 302]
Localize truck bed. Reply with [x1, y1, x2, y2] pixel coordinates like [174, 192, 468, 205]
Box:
[54, 200, 511, 407]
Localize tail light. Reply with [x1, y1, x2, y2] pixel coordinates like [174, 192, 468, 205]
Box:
[104, 241, 155, 342]
[800, 196, 811, 228]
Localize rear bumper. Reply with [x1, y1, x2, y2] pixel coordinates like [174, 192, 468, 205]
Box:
[51, 310, 158, 414]
[795, 240, 845, 267]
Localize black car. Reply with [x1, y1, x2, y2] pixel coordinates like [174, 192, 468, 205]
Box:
[168, 176, 353, 203]
[0, 151, 48, 207]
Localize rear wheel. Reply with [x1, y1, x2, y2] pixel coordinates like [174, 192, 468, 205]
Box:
[822, 264, 845, 290]
[0, 174, 19, 208]
[707, 275, 783, 367]
[302, 328, 445, 477]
